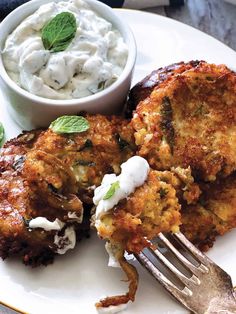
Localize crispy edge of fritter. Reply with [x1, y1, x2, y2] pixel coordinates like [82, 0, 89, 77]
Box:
[130, 61, 236, 181]
[181, 173, 236, 251]
[126, 60, 203, 117]
[0, 130, 87, 265]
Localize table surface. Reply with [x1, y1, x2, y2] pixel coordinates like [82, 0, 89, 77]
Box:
[146, 0, 236, 51]
[0, 0, 235, 313]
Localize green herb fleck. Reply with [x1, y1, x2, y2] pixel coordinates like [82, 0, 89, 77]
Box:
[88, 81, 106, 94]
[74, 160, 96, 167]
[22, 216, 31, 228]
[12, 156, 25, 171]
[159, 187, 168, 199]
[206, 76, 214, 81]
[199, 198, 206, 207]
[192, 105, 203, 116]
[115, 134, 130, 151]
[78, 139, 93, 151]
[50, 116, 89, 134]
[103, 181, 120, 200]
[42, 12, 76, 53]
[48, 183, 59, 194]
[0, 122, 5, 147]
[98, 81, 106, 90]
[160, 96, 174, 154]
[192, 104, 208, 117]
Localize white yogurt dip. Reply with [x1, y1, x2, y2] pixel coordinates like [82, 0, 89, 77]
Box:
[54, 226, 76, 254]
[2, 0, 128, 100]
[93, 156, 149, 269]
[93, 156, 150, 223]
[29, 217, 65, 231]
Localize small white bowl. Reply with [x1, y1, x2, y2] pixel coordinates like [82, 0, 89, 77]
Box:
[0, 0, 136, 129]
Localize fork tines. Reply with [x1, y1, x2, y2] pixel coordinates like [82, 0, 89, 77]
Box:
[134, 231, 236, 314]
[135, 232, 207, 298]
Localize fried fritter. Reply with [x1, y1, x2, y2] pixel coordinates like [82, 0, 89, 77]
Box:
[0, 115, 136, 265]
[126, 61, 201, 117]
[97, 169, 181, 252]
[0, 132, 86, 265]
[95, 166, 199, 308]
[34, 115, 136, 203]
[130, 61, 236, 181]
[181, 173, 236, 251]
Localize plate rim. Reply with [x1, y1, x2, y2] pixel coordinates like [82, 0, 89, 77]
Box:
[0, 300, 26, 314]
[115, 8, 236, 57]
[1, 8, 236, 314]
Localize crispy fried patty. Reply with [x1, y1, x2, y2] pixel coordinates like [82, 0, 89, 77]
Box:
[130, 61, 236, 181]
[95, 166, 201, 308]
[34, 115, 136, 203]
[0, 131, 86, 266]
[0, 115, 136, 265]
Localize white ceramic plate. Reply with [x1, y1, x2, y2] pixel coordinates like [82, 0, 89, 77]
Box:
[0, 9, 236, 314]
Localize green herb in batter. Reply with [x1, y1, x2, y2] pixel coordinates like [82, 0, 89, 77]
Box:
[159, 187, 168, 199]
[74, 160, 96, 167]
[42, 12, 77, 52]
[22, 216, 31, 228]
[115, 134, 130, 151]
[0, 122, 5, 147]
[103, 181, 120, 200]
[50, 116, 89, 134]
[79, 139, 93, 151]
[160, 96, 175, 154]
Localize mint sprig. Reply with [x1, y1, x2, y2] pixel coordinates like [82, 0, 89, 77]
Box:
[0, 122, 5, 147]
[42, 12, 77, 53]
[103, 181, 120, 200]
[50, 116, 89, 134]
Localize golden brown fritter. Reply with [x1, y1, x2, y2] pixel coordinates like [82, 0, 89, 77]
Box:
[95, 166, 200, 308]
[130, 61, 236, 181]
[181, 173, 236, 251]
[34, 114, 136, 203]
[0, 132, 85, 265]
[126, 61, 201, 117]
[0, 115, 136, 265]
[95, 169, 180, 308]
[97, 169, 181, 253]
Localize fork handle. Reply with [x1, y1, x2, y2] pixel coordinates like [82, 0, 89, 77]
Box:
[206, 295, 236, 314]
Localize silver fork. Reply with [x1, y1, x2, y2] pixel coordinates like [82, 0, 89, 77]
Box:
[135, 231, 236, 314]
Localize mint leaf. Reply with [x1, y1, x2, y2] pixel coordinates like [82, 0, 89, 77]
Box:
[0, 122, 5, 147]
[42, 12, 76, 53]
[103, 181, 120, 200]
[50, 116, 89, 134]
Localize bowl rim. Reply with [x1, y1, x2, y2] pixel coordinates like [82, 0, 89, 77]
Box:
[0, 0, 136, 107]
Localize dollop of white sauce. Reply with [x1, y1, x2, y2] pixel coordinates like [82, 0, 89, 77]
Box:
[94, 156, 149, 270]
[2, 0, 128, 100]
[54, 226, 76, 254]
[105, 242, 121, 268]
[93, 156, 150, 221]
[97, 303, 128, 314]
[29, 217, 65, 231]
[68, 211, 83, 223]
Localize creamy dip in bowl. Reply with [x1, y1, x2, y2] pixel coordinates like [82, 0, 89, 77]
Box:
[0, 0, 136, 129]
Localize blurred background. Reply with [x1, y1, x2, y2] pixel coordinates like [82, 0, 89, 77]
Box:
[146, 0, 236, 50]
